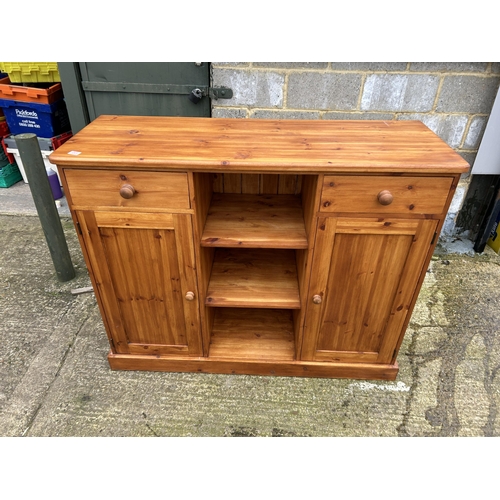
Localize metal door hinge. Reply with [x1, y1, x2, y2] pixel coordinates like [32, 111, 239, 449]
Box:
[76, 221, 82, 236]
[190, 87, 233, 102]
[430, 232, 438, 245]
[81, 81, 233, 99]
[208, 87, 233, 100]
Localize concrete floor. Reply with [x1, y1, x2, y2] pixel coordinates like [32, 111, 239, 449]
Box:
[0, 181, 499, 437]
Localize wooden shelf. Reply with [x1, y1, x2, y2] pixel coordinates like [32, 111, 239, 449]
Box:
[209, 308, 295, 361]
[205, 248, 301, 309]
[201, 193, 308, 249]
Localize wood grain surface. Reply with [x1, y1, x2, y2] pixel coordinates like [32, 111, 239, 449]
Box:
[320, 175, 454, 215]
[209, 308, 295, 361]
[201, 193, 308, 248]
[56, 116, 465, 380]
[65, 168, 190, 210]
[108, 352, 399, 380]
[50, 115, 470, 174]
[206, 248, 301, 309]
[301, 216, 437, 363]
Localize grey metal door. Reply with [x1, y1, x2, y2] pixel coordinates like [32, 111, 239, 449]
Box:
[58, 62, 211, 134]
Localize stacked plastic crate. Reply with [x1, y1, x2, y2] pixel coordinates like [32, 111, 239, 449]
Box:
[0, 70, 22, 187]
[0, 63, 72, 195]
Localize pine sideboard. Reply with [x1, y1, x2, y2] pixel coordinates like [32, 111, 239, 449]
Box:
[49, 116, 469, 380]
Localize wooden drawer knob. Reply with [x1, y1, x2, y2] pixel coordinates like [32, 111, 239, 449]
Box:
[377, 190, 393, 206]
[312, 295, 322, 304]
[120, 184, 136, 199]
[185, 291, 195, 301]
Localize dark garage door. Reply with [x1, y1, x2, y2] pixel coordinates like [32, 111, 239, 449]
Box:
[58, 62, 211, 134]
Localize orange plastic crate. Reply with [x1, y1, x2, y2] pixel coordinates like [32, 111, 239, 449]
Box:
[0, 77, 63, 104]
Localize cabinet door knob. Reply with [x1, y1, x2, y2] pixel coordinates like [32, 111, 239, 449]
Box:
[185, 291, 195, 301]
[120, 184, 136, 199]
[377, 190, 393, 206]
[312, 294, 322, 304]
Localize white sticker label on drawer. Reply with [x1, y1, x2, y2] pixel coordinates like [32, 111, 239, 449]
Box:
[68, 151, 81, 155]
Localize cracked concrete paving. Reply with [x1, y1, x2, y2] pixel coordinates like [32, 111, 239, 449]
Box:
[0, 213, 499, 437]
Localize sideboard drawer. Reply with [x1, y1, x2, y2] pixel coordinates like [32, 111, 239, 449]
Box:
[320, 175, 453, 215]
[65, 169, 190, 210]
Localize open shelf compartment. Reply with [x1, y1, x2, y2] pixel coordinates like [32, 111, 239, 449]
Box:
[209, 308, 296, 361]
[201, 193, 308, 249]
[205, 248, 301, 309]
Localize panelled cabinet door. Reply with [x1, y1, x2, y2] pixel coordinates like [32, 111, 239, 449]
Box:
[76, 210, 202, 357]
[301, 217, 438, 364]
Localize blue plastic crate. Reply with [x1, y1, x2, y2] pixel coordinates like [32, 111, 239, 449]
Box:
[0, 98, 70, 137]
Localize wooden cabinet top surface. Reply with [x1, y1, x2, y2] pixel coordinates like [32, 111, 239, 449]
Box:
[49, 115, 470, 174]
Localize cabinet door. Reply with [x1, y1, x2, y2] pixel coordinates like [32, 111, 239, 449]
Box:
[301, 217, 437, 364]
[77, 210, 202, 356]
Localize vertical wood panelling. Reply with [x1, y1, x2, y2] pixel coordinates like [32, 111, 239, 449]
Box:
[191, 172, 215, 356]
[214, 174, 303, 195]
[224, 173, 242, 193]
[302, 217, 438, 364]
[317, 232, 412, 353]
[301, 217, 338, 360]
[241, 174, 260, 194]
[294, 249, 307, 358]
[377, 219, 438, 362]
[100, 227, 186, 346]
[172, 213, 203, 355]
[301, 175, 321, 239]
[278, 174, 297, 194]
[78, 210, 130, 353]
[260, 174, 279, 194]
[78, 211, 202, 356]
[293, 175, 322, 358]
[190, 172, 213, 238]
[295, 175, 303, 195]
[213, 173, 223, 192]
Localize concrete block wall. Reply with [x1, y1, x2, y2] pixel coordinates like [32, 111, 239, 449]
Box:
[211, 62, 500, 237]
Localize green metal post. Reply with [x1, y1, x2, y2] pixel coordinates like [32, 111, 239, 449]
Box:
[15, 133, 76, 282]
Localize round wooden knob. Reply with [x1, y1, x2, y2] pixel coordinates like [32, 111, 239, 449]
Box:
[185, 291, 195, 301]
[377, 190, 393, 206]
[120, 184, 135, 199]
[312, 295, 322, 304]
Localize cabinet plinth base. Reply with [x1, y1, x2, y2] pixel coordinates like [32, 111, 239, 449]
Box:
[107, 352, 399, 380]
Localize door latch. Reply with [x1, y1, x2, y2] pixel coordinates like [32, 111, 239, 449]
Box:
[188, 86, 233, 104]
